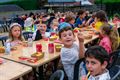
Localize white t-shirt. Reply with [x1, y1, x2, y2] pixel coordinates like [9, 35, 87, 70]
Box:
[32, 30, 50, 40]
[24, 17, 33, 27]
[88, 69, 111, 80]
[60, 42, 79, 80]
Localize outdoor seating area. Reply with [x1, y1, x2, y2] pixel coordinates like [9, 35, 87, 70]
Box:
[0, 0, 120, 80]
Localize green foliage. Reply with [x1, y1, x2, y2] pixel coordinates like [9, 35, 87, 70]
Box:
[95, 0, 120, 4]
[0, 0, 39, 10]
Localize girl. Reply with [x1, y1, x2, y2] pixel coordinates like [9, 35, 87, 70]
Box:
[6, 23, 25, 47]
[83, 45, 110, 80]
[99, 23, 119, 54]
[94, 10, 107, 31]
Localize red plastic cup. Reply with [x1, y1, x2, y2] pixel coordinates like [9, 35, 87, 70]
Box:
[48, 43, 54, 53]
[36, 43, 42, 52]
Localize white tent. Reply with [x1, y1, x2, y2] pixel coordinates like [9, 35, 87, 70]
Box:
[48, 0, 93, 5]
[76, 0, 93, 5]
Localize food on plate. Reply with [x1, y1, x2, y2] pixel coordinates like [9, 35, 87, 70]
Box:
[84, 35, 92, 39]
[18, 56, 29, 61]
[27, 58, 37, 63]
[49, 35, 58, 41]
[0, 47, 5, 53]
[31, 52, 44, 60]
[73, 28, 80, 33]
[19, 56, 37, 63]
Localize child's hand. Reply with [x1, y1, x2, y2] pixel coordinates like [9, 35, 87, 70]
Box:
[77, 32, 84, 42]
[81, 76, 87, 80]
[22, 41, 28, 47]
[18, 42, 23, 45]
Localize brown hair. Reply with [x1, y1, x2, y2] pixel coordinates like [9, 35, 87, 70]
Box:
[77, 9, 86, 16]
[65, 16, 75, 22]
[100, 23, 119, 51]
[95, 10, 107, 22]
[59, 27, 74, 39]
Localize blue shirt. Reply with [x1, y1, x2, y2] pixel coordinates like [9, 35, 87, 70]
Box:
[75, 18, 85, 27]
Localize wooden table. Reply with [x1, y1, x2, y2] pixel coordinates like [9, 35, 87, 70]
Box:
[75, 27, 99, 45]
[0, 27, 99, 80]
[0, 33, 99, 67]
[0, 40, 60, 68]
[0, 40, 60, 80]
[0, 58, 32, 80]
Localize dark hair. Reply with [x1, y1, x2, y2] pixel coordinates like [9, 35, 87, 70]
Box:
[65, 16, 75, 22]
[77, 9, 86, 16]
[29, 12, 34, 17]
[85, 45, 109, 64]
[95, 10, 107, 22]
[50, 13, 55, 16]
[59, 27, 73, 39]
[113, 13, 120, 19]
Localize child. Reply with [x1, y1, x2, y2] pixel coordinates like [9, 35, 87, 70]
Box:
[59, 27, 85, 80]
[94, 10, 107, 31]
[49, 19, 59, 33]
[84, 45, 110, 80]
[32, 23, 50, 41]
[99, 23, 119, 54]
[65, 16, 75, 29]
[6, 23, 25, 47]
[112, 13, 120, 23]
[75, 9, 86, 28]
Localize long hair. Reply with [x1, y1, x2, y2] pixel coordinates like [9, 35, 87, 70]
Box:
[100, 23, 119, 51]
[8, 23, 24, 42]
[110, 27, 119, 51]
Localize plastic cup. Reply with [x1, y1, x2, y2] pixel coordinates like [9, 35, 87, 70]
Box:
[36, 43, 42, 52]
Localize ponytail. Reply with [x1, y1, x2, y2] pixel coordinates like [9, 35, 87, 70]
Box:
[110, 27, 119, 51]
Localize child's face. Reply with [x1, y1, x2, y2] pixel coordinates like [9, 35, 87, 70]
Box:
[60, 30, 74, 47]
[80, 12, 86, 19]
[99, 29, 105, 37]
[70, 19, 75, 24]
[113, 17, 119, 20]
[95, 17, 100, 22]
[86, 57, 107, 76]
[11, 26, 21, 38]
[51, 24, 58, 30]
[38, 24, 47, 33]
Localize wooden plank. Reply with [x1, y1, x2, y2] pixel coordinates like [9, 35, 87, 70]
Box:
[0, 58, 32, 80]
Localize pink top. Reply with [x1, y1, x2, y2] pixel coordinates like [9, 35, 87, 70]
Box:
[99, 36, 112, 54]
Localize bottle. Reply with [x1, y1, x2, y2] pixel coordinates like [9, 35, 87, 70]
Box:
[48, 39, 54, 53]
[28, 37, 33, 47]
[5, 42, 11, 55]
[79, 62, 87, 80]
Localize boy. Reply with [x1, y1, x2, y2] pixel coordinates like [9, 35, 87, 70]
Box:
[59, 27, 85, 80]
[84, 45, 110, 80]
[32, 23, 50, 41]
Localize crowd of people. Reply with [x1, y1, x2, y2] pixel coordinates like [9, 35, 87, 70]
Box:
[4, 9, 120, 80]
